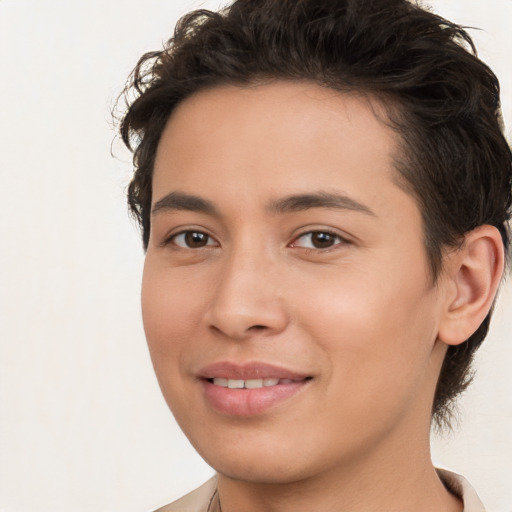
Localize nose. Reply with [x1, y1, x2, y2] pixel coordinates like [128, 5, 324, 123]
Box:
[205, 249, 290, 340]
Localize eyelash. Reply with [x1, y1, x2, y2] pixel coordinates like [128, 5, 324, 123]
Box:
[291, 230, 348, 250]
[165, 229, 348, 251]
[166, 230, 218, 249]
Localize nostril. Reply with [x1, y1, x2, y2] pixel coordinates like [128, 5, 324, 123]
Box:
[250, 325, 267, 331]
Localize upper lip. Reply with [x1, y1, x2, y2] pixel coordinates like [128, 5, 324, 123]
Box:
[198, 361, 311, 381]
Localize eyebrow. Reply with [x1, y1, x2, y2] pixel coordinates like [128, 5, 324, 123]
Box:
[152, 191, 218, 216]
[267, 191, 375, 216]
[151, 190, 375, 217]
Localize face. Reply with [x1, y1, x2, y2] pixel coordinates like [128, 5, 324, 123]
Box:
[143, 81, 449, 484]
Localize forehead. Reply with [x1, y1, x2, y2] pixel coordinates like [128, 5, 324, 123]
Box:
[154, 81, 401, 196]
[150, 81, 424, 245]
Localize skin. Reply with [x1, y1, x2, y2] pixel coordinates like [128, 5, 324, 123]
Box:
[142, 81, 476, 512]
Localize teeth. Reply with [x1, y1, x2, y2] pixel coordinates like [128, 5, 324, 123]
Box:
[245, 379, 264, 389]
[212, 377, 294, 389]
[227, 379, 244, 389]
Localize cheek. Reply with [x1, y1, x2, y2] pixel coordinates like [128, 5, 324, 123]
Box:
[295, 262, 438, 403]
[141, 258, 204, 365]
[140, 259, 209, 422]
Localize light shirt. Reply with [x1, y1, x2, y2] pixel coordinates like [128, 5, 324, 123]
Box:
[154, 469, 485, 512]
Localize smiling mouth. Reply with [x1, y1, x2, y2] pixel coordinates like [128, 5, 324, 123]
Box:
[202, 375, 313, 416]
[208, 377, 312, 389]
[198, 362, 313, 415]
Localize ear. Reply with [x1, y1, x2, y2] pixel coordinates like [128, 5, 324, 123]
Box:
[438, 225, 505, 346]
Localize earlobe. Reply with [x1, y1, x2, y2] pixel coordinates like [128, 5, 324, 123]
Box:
[438, 225, 505, 346]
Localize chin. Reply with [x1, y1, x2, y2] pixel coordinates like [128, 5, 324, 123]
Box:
[208, 456, 312, 485]
[188, 427, 332, 485]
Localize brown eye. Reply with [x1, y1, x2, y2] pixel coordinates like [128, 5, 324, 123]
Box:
[172, 231, 217, 248]
[293, 231, 345, 249]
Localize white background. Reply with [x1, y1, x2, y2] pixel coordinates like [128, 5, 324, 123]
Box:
[0, 1, 510, 511]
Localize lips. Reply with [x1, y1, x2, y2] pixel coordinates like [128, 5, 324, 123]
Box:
[198, 362, 312, 416]
[199, 361, 310, 381]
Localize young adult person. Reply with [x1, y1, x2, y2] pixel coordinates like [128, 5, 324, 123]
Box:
[118, 0, 511, 510]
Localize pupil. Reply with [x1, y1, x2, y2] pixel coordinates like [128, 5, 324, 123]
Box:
[185, 231, 208, 247]
[312, 232, 334, 248]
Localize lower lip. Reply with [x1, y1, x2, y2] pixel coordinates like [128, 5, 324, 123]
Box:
[201, 380, 309, 416]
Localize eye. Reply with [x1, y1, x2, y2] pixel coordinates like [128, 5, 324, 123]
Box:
[171, 230, 218, 249]
[292, 231, 346, 249]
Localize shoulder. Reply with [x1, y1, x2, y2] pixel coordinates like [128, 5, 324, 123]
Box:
[436, 468, 486, 512]
[153, 477, 218, 512]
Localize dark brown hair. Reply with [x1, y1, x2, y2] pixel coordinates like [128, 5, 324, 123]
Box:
[118, 0, 512, 428]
